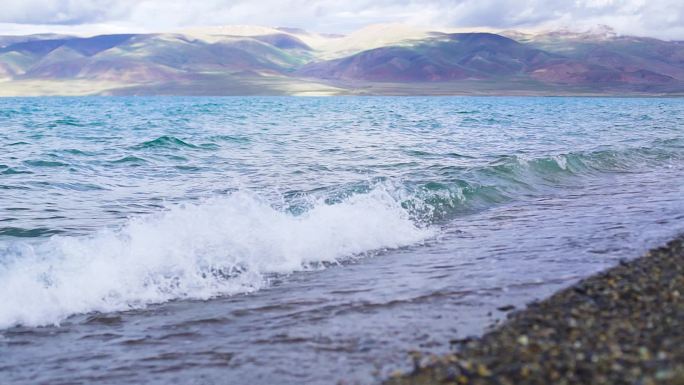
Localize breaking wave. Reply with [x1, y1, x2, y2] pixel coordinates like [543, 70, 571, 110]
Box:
[0, 189, 433, 329]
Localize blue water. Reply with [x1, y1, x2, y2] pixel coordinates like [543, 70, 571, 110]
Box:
[1, 97, 683, 384]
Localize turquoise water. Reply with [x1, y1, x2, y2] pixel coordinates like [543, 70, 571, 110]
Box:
[1, 97, 684, 384]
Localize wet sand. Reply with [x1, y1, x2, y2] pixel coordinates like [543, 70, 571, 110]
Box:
[387, 236, 684, 385]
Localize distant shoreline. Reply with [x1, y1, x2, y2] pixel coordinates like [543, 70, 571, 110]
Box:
[1, 78, 683, 97]
[386, 236, 684, 385]
[1, 88, 683, 98]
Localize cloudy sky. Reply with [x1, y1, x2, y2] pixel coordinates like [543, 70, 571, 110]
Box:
[0, 0, 683, 40]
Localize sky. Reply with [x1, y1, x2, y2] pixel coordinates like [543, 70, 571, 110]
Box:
[0, 0, 683, 40]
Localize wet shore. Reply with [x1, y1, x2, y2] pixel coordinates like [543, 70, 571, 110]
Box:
[387, 236, 684, 385]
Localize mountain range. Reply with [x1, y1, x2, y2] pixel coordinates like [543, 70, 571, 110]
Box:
[1, 24, 683, 96]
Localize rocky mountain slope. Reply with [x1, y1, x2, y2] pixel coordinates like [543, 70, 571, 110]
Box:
[0, 25, 682, 96]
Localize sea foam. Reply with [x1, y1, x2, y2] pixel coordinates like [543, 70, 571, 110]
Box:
[0, 189, 433, 329]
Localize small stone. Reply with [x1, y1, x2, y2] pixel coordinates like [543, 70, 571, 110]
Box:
[477, 364, 492, 377]
[520, 365, 530, 377]
[459, 360, 473, 371]
[655, 370, 673, 380]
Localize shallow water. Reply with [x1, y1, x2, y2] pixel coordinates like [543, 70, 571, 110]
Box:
[1, 97, 683, 384]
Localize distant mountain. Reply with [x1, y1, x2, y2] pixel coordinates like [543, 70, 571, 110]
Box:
[299, 31, 684, 92]
[1, 24, 683, 96]
[298, 33, 559, 82]
[507, 29, 684, 82]
[0, 33, 310, 79]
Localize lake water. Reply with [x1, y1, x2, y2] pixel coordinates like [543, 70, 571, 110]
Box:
[1, 97, 683, 384]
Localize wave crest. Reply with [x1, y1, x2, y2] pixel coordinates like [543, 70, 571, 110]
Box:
[0, 189, 432, 329]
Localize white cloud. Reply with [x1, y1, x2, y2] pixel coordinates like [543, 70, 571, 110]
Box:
[0, 0, 682, 40]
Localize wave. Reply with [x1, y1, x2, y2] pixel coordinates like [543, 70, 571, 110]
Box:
[131, 136, 220, 151]
[401, 142, 684, 222]
[0, 189, 433, 329]
[110, 155, 148, 164]
[1, 168, 32, 175]
[23, 160, 69, 168]
[484, 145, 681, 180]
[131, 135, 198, 150]
[0, 227, 63, 238]
[0, 139, 680, 329]
[208, 134, 251, 144]
[50, 117, 87, 127]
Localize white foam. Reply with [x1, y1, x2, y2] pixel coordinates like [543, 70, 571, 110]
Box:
[554, 155, 568, 170]
[0, 189, 433, 329]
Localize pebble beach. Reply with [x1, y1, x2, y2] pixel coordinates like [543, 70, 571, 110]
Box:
[388, 237, 684, 385]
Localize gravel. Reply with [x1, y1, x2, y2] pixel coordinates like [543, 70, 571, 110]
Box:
[386, 237, 684, 385]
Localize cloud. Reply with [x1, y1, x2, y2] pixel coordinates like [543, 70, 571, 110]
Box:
[0, 0, 121, 25]
[0, 0, 682, 40]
